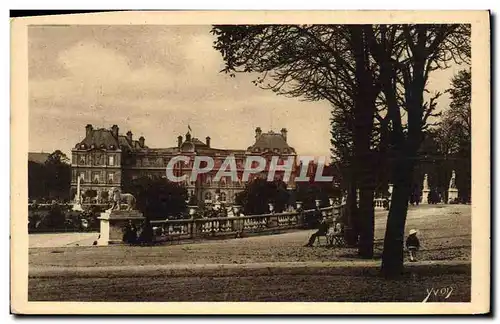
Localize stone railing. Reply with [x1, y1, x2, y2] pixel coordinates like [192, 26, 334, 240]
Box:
[374, 198, 385, 210]
[150, 204, 347, 243]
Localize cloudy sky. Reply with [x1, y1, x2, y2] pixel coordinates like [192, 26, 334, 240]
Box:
[28, 25, 463, 158]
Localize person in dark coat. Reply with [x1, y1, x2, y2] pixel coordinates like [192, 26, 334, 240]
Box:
[138, 218, 154, 245]
[304, 215, 329, 247]
[122, 220, 138, 244]
[406, 229, 420, 262]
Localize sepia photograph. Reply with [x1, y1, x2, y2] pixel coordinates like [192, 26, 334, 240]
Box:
[10, 10, 490, 314]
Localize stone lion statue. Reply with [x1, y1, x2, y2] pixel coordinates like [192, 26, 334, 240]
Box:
[110, 188, 136, 211]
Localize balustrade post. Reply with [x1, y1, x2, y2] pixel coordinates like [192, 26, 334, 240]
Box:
[189, 218, 195, 239]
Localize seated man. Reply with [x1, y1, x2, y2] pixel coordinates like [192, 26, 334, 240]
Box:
[304, 215, 329, 247]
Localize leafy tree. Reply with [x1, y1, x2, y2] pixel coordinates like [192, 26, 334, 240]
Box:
[83, 189, 97, 202]
[43, 203, 66, 229]
[44, 150, 71, 201]
[446, 69, 471, 139]
[100, 190, 110, 202]
[28, 160, 47, 200]
[122, 177, 188, 220]
[235, 178, 290, 215]
[435, 69, 471, 202]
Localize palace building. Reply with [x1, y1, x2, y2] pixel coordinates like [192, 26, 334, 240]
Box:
[71, 124, 299, 205]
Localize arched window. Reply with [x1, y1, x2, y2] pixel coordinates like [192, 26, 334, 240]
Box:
[220, 192, 227, 202]
[204, 192, 212, 201]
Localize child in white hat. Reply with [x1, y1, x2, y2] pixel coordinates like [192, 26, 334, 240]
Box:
[406, 229, 420, 262]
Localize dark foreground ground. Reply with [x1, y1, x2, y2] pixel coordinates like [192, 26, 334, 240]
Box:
[30, 270, 470, 302]
[29, 205, 471, 302]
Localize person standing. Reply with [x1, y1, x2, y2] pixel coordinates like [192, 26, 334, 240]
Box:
[406, 229, 421, 262]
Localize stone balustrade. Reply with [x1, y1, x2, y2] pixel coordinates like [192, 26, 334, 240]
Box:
[150, 204, 347, 242]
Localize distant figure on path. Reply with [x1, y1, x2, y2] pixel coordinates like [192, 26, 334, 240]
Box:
[304, 215, 329, 247]
[406, 229, 420, 262]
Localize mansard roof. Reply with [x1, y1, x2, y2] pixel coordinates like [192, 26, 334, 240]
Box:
[248, 130, 296, 154]
[75, 127, 147, 151]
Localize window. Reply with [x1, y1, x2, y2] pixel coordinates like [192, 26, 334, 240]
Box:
[205, 192, 212, 201]
[108, 172, 114, 183]
[79, 155, 86, 165]
[92, 172, 100, 184]
[108, 155, 115, 166]
[94, 154, 103, 166]
[220, 192, 227, 202]
[79, 172, 85, 182]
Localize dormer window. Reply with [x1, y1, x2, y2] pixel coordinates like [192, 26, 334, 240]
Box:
[80, 144, 86, 149]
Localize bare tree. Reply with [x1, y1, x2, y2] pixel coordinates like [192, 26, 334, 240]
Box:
[212, 25, 381, 257]
[365, 24, 470, 276]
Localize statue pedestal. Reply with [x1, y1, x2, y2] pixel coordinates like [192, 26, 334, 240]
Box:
[421, 189, 430, 204]
[97, 210, 144, 246]
[448, 188, 459, 203]
[72, 203, 83, 212]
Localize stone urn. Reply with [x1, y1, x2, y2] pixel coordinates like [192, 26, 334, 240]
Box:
[232, 205, 242, 215]
[268, 203, 275, 213]
[188, 205, 198, 216]
[315, 199, 321, 208]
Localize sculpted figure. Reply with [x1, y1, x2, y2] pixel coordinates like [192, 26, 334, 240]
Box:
[110, 188, 136, 211]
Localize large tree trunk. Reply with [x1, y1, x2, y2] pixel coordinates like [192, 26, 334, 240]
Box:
[381, 186, 409, 275]
[348, 26, 378, 258]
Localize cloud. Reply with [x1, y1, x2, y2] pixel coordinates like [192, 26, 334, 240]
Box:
[28, 25, 462, 160]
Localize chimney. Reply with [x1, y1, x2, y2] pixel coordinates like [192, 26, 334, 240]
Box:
[139, 136, 145, 147]
[177, 135, 183, 148]
[206, 136, 211, 148]
[255, 127, 262, 139]
[281, 128, 288, 142]
[185, 132, 191, 142]
[111, 125, 119, 138]
[126, 131, 133, 143]
[85, 124, 93, 137]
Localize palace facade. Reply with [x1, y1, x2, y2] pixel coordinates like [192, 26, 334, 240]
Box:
[71, 124, 299, 205]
